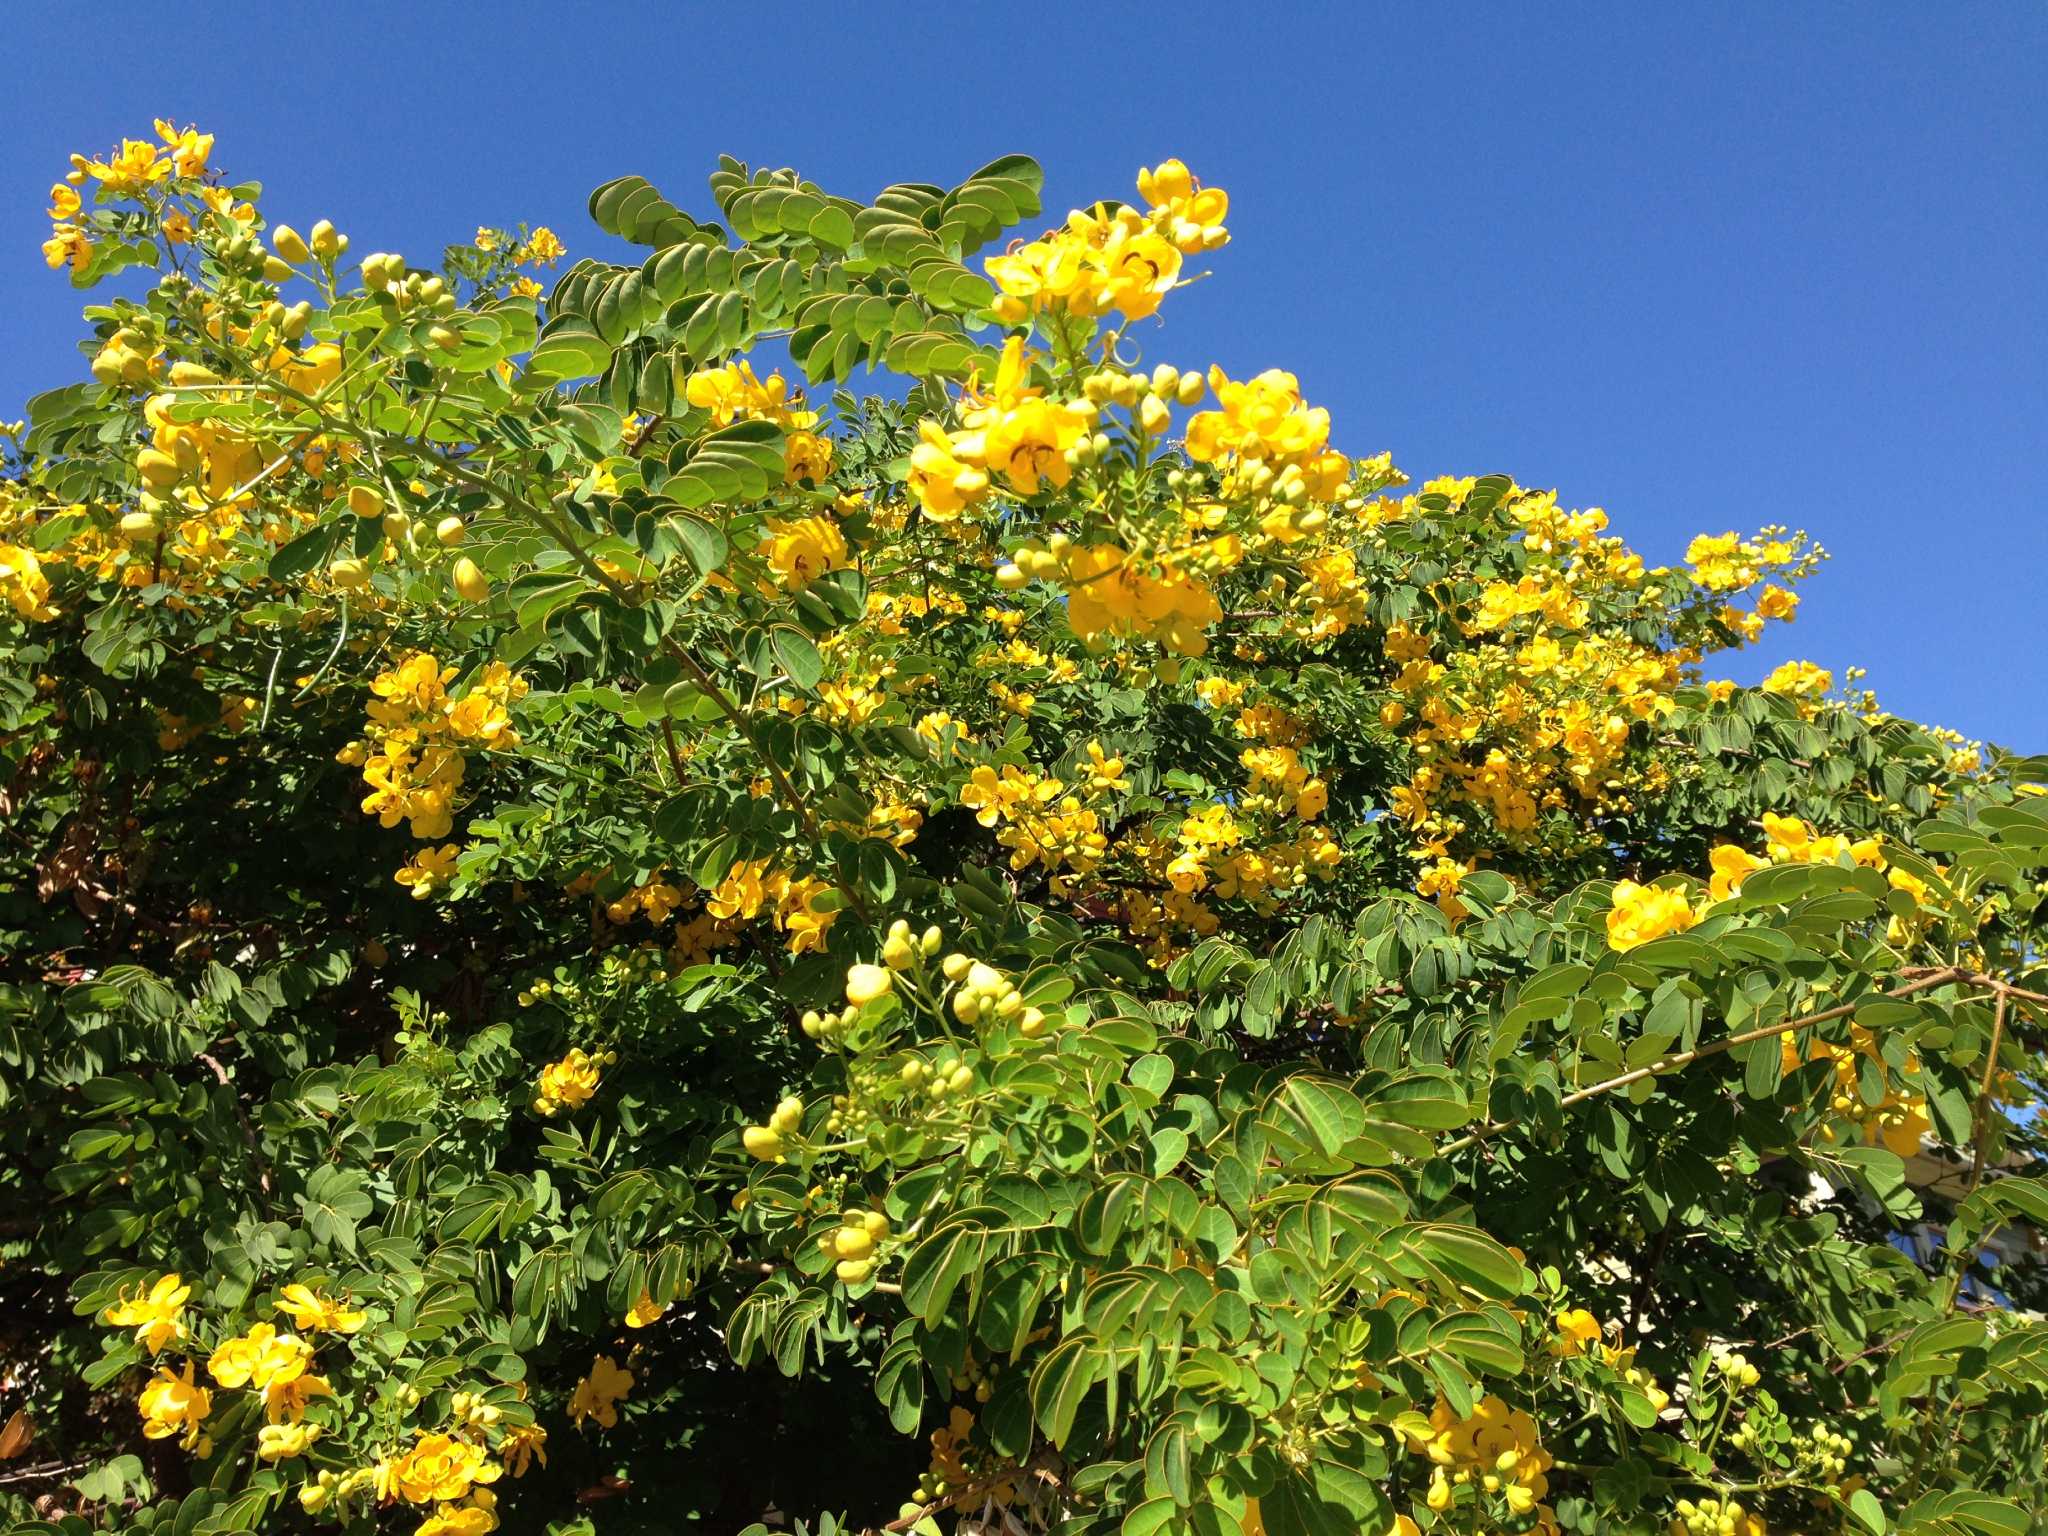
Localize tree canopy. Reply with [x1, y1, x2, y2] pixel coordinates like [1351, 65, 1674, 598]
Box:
[3, 125, 2046, 1536]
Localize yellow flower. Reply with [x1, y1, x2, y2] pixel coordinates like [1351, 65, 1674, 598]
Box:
[534, 1048, 602, 1116]
[1416, 857, 1471, 922]
[624, 1292, 667, 1328]
[567, 1354, 634, 1430]
[518, 226, 566, 266]
[1551, 1308, 1602, 1357]
[276, 1283, 366, 1334]
[42, 224, 92, 274]
[907, 421, 989, 520]
[417, 1491, 501, 1536]
[263, 1370, 333, 1424]
[981, 396, 1091, 496]
[392, 1431, 503, 1504]
[474, 227, 500, 252]
[47, 182, 81, 220]
[104, 1272, 189, 1354]
[509, 276, 543, 300]
[1756, 585, 1798, 621]
[501, 1423, 548, 1477]
[1707, 844, 1769, 901]
[396, 844, 462, 899]
[764, 513, 847, 591]
[1705, 679, 1736, 704]
[1605, 881, 1698, 951]
[85, 139, 172, 196]
[207, 1321, 313, 1392]
[1761, 660, 1832, 700]
[138, 1361, 212, 1452]
[153, 120, 214, 178]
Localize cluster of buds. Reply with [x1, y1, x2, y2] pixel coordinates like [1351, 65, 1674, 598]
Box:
[449, 1390, 503, 1428]
[819, 1208, 892, 1285]
[1081, 363, 1207, 437]
[269, 219, 348, 266]
[941, 953, 1046, 1037]
[361, 252, 459, 320]
[900, 1053, 976, 1102]
[1710, 1346, 1761, 1390]
[948, 1354, 1002, 1405]
[91, 325, 159, 386]
[741, 1095, 805, 1161]
[298, 1464, 377, 1514]
[1672, 1497, 1762, 1536]
[1794, 1424, 1853, 1480]
[997, 530, 1076, 589]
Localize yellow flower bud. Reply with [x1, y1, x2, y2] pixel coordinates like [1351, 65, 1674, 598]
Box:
[271, 225, 310, 264]
[309, 220, 343, 259]
[452, 556, 490, 603]
[941, 953, 972, 982]
[329, 558, 370, 589]
[435, 515, 466, 547]
[741, 1125, 783, 1161]
[846, 963, 894, 1005]
[833, 1225, 874, 1260]
[118, 510, 160, 541]
[347, 484, 384, 520]
[263, 256, 295, 283]
[135, 449, 180, 489]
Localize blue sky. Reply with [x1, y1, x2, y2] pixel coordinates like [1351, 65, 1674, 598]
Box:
[3, 1, 2041, 748]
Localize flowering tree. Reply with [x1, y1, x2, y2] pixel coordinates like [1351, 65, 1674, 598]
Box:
[3, 124, 2046, 1536]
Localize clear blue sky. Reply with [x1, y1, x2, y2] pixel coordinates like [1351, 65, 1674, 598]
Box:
[4, 1, 2041, 749]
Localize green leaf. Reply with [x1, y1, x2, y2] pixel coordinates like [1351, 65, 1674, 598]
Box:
[1851, 1489, 1887, 1536]
[1030, 1332, 1102, 1447]
[770, 626, 823, 692]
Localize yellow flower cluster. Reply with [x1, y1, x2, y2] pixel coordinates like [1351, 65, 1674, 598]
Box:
[704, 857, 838, 955]
[1782, 1023, 1931, 1156]
[1606, 881, 1699, 951]
[959, 759, 1116, 894]
[533, 1047, 609, 1117]
[682, 360, 835, 487]
[984, 158, 1223, 325]
[1381, 486, 1687, 862]
[907, 339, 1094, 521]
[1672, 1497, 1766, 1536]
[0, 540, 58, 621]
[566, 1354, 633, 1430]
[209, 1320, 333, 1425]
[1404, 1394, 1557, 1526]
[378, 1429, 506, 1536]
[341, 653, 525, 843]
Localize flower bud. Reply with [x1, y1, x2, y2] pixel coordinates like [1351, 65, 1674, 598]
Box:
[309, 220, 343, 258]
[452, 555, 489, 602]
[271, 225, 310, 264]
[846, 962, 894, 1004]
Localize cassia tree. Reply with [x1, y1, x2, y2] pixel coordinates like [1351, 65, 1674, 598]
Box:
[2, 123, 2046, 1536]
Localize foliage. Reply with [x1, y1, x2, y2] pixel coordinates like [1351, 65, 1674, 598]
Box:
[3, 122, 2047, 1536]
